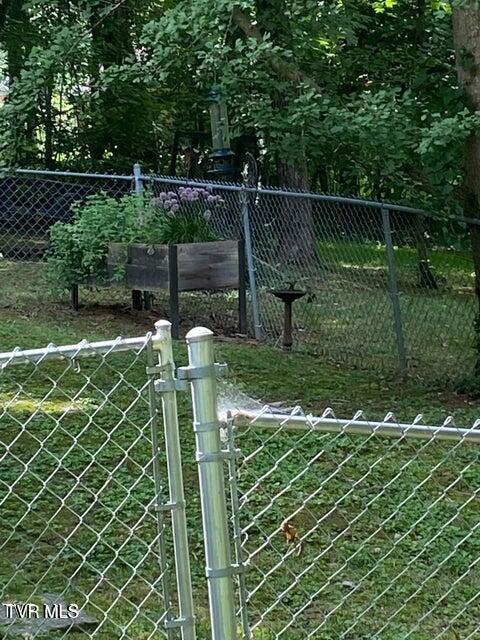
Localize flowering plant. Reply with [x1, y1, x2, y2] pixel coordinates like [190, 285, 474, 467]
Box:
[154, 186, 224, 217]
[152, 186, 224, 244]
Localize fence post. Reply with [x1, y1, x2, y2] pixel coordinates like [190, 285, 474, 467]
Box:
[153, 320, 196, 640]
[240, 187, 262, 340]
[145, 338, 175, 640]
[382, 207, 408, 379]
[183, 327, 237, 640]
[226, 412, 250, 638]
[132, 162, 152, 309]
[133, 162, 144, 195]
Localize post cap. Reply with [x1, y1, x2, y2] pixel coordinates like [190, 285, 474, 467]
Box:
[185, 327, 214, 344]
[154, 320, 172, 338]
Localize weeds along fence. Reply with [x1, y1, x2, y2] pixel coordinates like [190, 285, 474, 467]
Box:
[1, 321, 480, 640]
[0, 166, 478, 383]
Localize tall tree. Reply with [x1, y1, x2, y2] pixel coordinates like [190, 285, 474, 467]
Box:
[452, 0, 480, 375]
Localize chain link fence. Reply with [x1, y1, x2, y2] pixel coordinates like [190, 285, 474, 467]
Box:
[0, 335, 177, 639]
[0, 167, 477, 383]
[1, 322, 480, 639]
[230, 407, 480, 640]
[0, 170, 133, 260]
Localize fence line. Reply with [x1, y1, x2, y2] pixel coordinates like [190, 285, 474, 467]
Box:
[12, 166, 477, 221]
[1, 165, 479, 383]
[0, 331, 176, 639]
[0, 336, 150, 367]
[0, 167, 427, 217]
[227, 407, 480, 639]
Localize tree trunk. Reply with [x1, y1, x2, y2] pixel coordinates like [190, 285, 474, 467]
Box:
[276, 158, 315, 266]
[452, 3, 480, 377]
[4, 0, 26, 84]
[254, 0, 315, 266]
[412, 0, 437, 288]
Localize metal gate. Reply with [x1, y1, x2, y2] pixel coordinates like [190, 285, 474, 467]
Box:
[0, 328, 195, 639]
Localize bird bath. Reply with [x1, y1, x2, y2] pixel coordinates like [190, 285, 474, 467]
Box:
[268, 287, 307, 350]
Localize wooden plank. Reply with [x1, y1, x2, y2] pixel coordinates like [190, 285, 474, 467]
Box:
[177, 240, 239, 291]
[238, 241, 247, 334]
[127, 244, 168, 264]
[124, 263, 169, 290]
[108, 243, 169, 291]
[107, 240, 240, 292]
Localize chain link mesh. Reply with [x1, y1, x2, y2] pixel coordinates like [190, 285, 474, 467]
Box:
[231, 407, 480, 640]
[0, 336, 174, 639]
[0, 172, 133, 261]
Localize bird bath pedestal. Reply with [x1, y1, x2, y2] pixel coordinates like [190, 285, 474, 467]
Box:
[268, 288, 307, 350]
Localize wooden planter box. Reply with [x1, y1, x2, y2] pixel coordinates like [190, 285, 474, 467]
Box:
[73, 240, 247, 338]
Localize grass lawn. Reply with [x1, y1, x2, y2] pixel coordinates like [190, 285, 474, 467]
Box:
[257, 239, 477, 383]
[0, 291, 480, 639]
[2, 244, 479, 385]
[1, 243, 480, 639]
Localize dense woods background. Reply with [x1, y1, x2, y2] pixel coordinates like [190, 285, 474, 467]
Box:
[0, 0, 479, 217]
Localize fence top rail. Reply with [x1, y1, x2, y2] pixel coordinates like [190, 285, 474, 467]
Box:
[149, 174, 425, 214]
[13, 168, 134, 181]
[0, 335, 151, 368]
[10, 167, 480, 227]
[232, 409, 480, 444]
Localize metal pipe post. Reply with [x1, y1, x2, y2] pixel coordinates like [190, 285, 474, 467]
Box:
[153, 320, 196, 640]
[145, 339, 175, 640]
[382, 207, 408, 379]
[185, 327, 237, 640]
[133, 162, 148, 305]
[226, 413, 250, 638]
[133, 162, 144, 194]
[240, 187, 262, 340]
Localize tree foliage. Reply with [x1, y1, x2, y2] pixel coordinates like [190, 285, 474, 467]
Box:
[0, 0, 479, 215]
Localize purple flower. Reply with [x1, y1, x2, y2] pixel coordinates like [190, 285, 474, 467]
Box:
[171, 203, 180, 212]
[207, 195, 216, 203]
[167, 191, 177, 198]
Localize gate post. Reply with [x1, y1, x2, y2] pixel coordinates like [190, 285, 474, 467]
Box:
[183, 327, 238, 640]
[153, 320, 196, 640]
